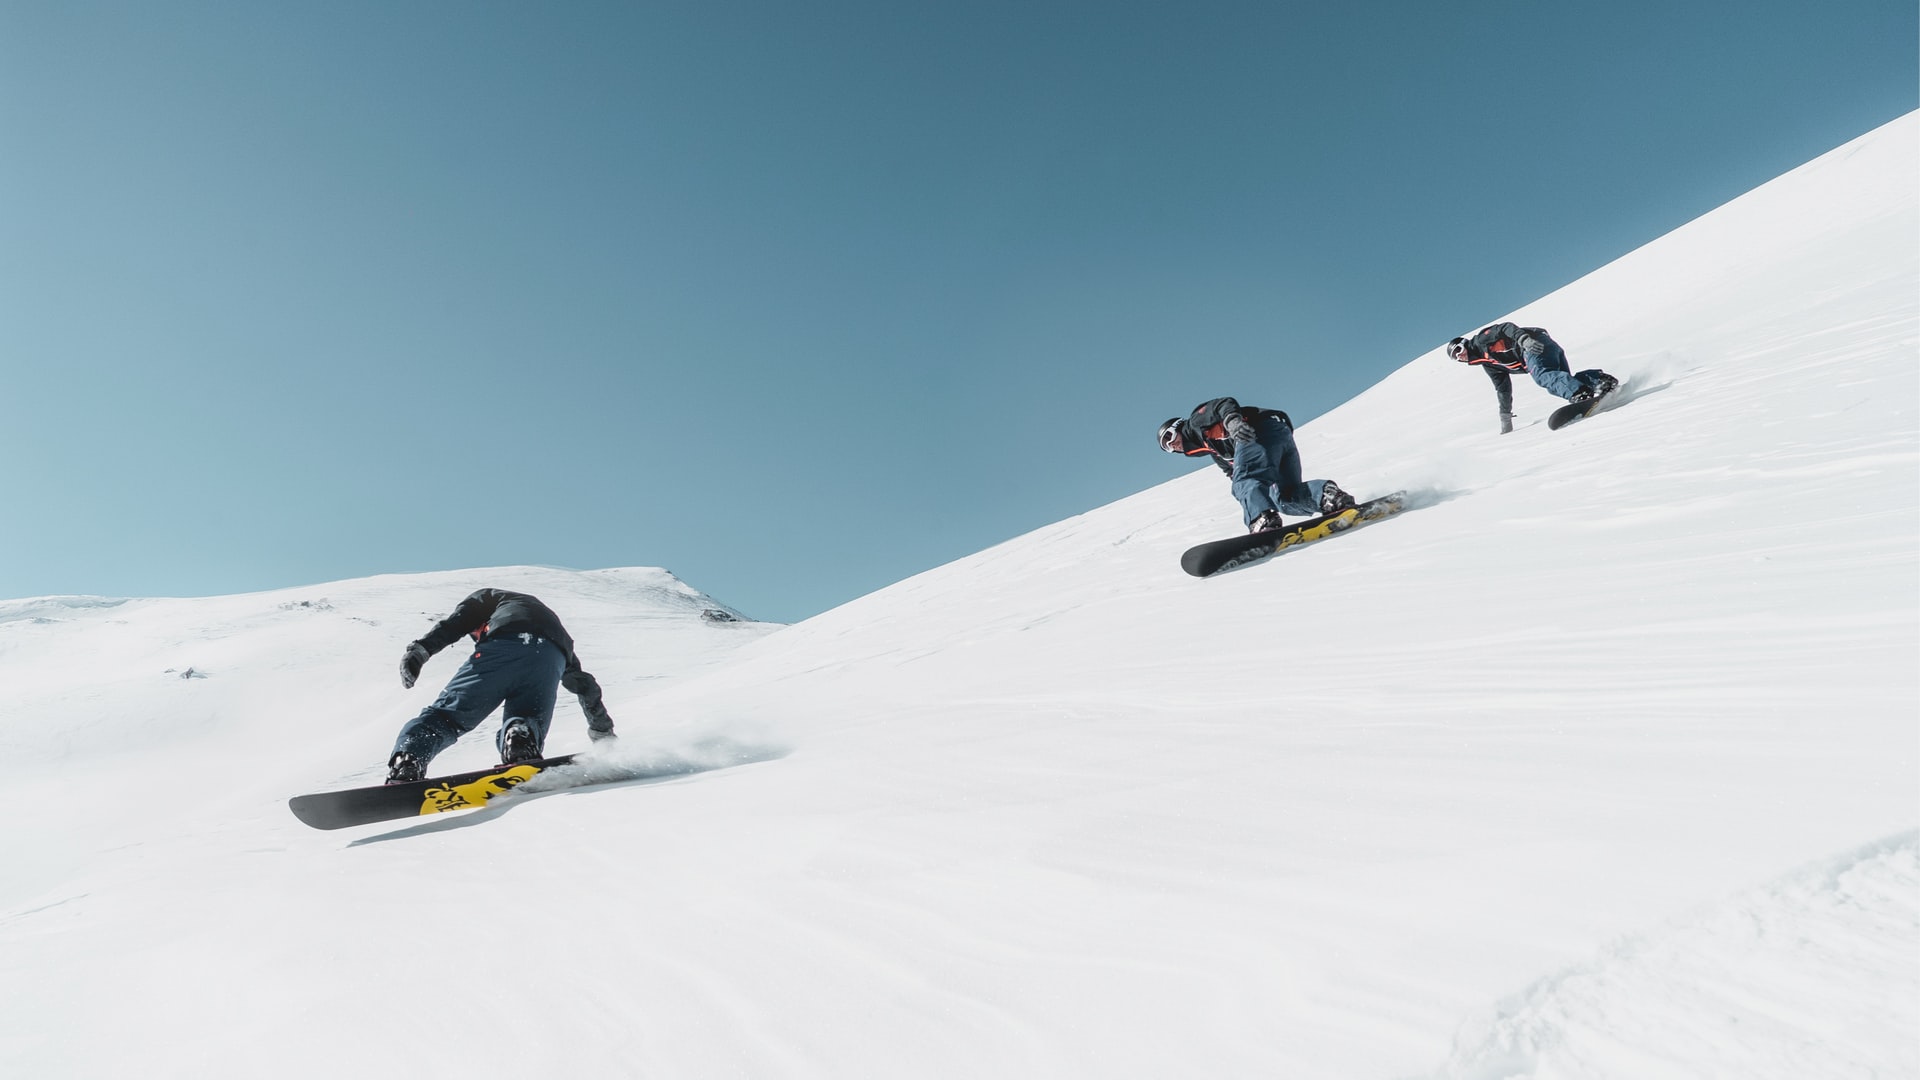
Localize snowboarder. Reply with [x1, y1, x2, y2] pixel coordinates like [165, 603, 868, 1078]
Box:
[1157, 397, 1355, 534]
[1447, 323, 1618, 433]
[386, 588, 615, 784]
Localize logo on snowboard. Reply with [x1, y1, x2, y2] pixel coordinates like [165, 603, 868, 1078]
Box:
[418, 764, 543, 815]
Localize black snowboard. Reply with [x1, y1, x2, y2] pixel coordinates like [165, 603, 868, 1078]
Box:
[290, 754, 579, 830]
[1180, 492, 1408, 578]
[1548, 386, 1622, 430]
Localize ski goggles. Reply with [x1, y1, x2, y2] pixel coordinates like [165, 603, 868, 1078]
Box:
[1446, 337, 1471, 362]
[1159, 424, 1184, 452]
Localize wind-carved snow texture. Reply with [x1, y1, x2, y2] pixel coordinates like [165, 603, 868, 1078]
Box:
[1425, 833, 1920, 1080]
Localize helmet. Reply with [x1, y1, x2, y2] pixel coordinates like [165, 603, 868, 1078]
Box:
[1157, 417, 1185, 453]
[1446, 337, 1471, 362]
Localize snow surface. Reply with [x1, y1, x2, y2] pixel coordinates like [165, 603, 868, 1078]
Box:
[1, 114, 1915, 1079]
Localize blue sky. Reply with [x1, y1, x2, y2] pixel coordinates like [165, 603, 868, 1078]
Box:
[2, 1, 1913, 623]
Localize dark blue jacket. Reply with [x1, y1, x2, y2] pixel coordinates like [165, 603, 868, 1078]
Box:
[414, 589, 612, 731]
[1458, 323, 1550, 415]
[1169, 397, 1292, 475]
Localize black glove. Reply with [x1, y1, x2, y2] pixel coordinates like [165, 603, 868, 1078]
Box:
[567, 669, 615, 737]
[582, 697, 615, 739]
[1224, 413, 1257, 445]
[1499, 411, 1513, 435]
[399, 642, 429, 689]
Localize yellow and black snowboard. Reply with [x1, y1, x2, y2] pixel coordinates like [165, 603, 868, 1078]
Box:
[1180, 492, 1408, 578]
[290, 755, 578, 830]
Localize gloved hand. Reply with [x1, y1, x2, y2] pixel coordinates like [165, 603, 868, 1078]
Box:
[1499, 411, 1514, 435]
[582, 695, 615, 740]
[565, 670, 609, 729]
[399, 642, 430, 689]
[1225, 413, 1257, 445]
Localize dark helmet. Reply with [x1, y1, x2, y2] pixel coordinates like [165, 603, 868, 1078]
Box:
[1446, 336, 1472, 362]
[1157, 417, 1186, 453]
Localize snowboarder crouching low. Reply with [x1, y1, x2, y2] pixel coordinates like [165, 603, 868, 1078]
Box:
[1157, 397, 1355, 534]
[387, 588, 615, 784]
[1447, 323, 1618, 433]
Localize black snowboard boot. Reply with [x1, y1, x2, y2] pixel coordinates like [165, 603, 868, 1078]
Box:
[385, 751, 425, 785]
[500, 719, 541, 765]
[1249, 510, 1285, 534]
[1572, 374, 1619, 404]
[1319, 480, 1357, 515]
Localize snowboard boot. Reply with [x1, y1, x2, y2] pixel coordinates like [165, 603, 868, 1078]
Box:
[1572, 374, 1619, 405]
[1319, 480, 1357, 515]
[385, 751, 425, 786]
[1249, 510, 1285, 534]
[500, 719, 541, 766]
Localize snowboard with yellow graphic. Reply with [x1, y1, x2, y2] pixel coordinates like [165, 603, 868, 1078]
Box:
[1180, 492, 1409, 578]
[290, 755, 578, 830]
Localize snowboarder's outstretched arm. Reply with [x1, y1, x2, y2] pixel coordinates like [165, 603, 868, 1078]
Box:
[415, 589, 508, 655]
[399, 589, 509, 688]
[1483, 365, 1514, 433]
[562, 667, 617, 741]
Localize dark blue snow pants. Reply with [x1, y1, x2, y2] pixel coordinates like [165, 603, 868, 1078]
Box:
[1230, 414, 1337, 528]
[1519, 330, 1609, 401]
[391, 634, 567, 766]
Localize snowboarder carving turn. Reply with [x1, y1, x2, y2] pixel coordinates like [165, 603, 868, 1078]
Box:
[1157, 397, 1355, 534]
[386, 588, 615, 784]
[1447, 323, 1618, 433]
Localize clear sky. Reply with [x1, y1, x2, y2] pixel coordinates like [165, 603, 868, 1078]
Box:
[2, 1, 1914, 623]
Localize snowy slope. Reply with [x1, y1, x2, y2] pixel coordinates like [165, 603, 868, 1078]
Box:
[0, 566, 779, 912]
[1, 114, 1914, 1080]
